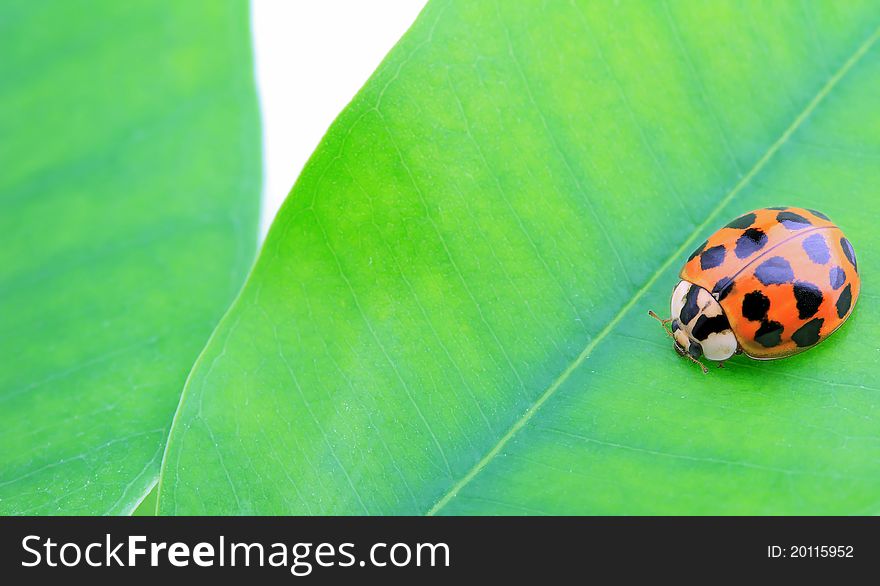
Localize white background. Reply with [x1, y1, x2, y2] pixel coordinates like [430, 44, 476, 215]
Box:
[252, 0, 427, 239]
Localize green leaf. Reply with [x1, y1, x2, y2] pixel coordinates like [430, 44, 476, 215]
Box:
[131, 483, 158, 516]
[159, 0, 880, 514]
[1, 0, 260, 514]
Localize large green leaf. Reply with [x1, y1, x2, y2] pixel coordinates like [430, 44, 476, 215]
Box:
[159, 0, 880, 514]
[0, 0, 260, 514]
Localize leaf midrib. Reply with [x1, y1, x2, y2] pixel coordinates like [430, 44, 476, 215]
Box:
[427, 22, 880, 516]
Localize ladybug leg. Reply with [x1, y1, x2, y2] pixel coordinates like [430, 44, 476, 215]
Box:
[717, 361, 725, 369]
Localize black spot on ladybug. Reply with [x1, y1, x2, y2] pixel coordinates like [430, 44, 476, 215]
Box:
[700, 245, 726, 270]
[692, 314, 731, 341]
[776, 211, 812, 230]
[836, 284, 852, 318]
[754, 320, 784, 347]
[754, 256, 794, 285]
[679, 284, 701, 324]
[688, 341, 703, 359]
[840, 237, 857, 272]
[808, 209, 830, 220]
[802, 233, 830, 265]
[734, 228, 767, 259]
[712, 277, 734, 301]
[793, 281, 823, 319]
[829, 266, 846, 290]
[726, 213, 757, 230]
[766, 206, 788, 210]
[792, 318, 824, 348]
[688, 240, 707, 262]
[742, 291, 770, 321]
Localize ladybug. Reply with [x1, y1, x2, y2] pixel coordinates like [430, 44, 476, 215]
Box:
[650, 207, 860, 373]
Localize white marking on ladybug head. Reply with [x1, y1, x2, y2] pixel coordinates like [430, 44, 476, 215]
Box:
[700, 328, 738, 361]
[669, 280, 738, 362]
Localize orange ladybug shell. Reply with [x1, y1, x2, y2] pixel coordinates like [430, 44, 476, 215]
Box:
[680, 207, 860, 359]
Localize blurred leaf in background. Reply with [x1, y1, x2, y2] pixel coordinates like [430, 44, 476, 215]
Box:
[160, 0, 880, 514]
[0, 0, 261, 514]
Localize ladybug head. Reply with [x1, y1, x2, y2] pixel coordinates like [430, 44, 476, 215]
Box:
[650, 280, 740, 373]
[671, 320, 703, 360]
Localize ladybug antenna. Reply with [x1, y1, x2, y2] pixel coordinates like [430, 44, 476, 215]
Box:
[648, 310, 673, 325]
[684, 353, 710, 375]
[648, 310, 674, 337]
[650, 311, 709, 374]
